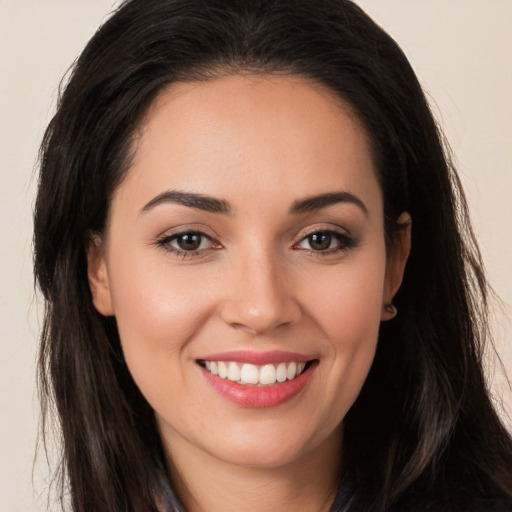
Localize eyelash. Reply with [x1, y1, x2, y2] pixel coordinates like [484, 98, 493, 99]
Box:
[293, 230, 358, 255]
[155, 231, 220, 259]
[155, 229, 358, 259]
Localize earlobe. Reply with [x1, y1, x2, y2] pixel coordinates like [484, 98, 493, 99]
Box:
[381, 212, 411, 321]
[87, 233, 115, 316]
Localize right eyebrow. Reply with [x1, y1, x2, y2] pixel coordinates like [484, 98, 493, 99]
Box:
[140, 190, 232, 215]
[289, 191, 368, 216]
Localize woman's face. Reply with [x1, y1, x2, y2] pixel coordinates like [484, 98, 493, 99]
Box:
[88, 75, 409, 469]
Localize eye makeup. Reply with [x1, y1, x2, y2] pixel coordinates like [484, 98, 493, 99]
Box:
[153, 226, 359, 261]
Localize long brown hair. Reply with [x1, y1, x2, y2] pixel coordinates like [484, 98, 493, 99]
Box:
[34, 1, 512, 510]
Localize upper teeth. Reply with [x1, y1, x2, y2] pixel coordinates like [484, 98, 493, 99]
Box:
[203, 361, 307, 386]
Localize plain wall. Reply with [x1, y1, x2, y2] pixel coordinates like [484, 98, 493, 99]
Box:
[1, 1, 510, 510]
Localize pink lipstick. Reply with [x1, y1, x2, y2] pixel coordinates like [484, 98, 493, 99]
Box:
[197, 351, 317, 408]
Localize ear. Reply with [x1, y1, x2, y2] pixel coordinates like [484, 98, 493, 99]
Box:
[86, 233, 114, 316]
[381, 212, 411, 321]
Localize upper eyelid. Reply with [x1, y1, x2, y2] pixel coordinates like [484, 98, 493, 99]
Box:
[155, 231, 220, 259]
[159, 231, 218, 249]
[164, 231, 212, 243]
[153, 223, 354, 247]
[294, 230, 352, 247]
[155, 224, 219, 241]
[151, 229, 216, 254]
[164, 230, 212, 239]
[294, 223, 352, 240]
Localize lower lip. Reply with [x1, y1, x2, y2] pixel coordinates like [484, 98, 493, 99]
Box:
[200, 363, 316, 408]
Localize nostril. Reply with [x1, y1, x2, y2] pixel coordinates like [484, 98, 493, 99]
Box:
[219, 295, 302, 335]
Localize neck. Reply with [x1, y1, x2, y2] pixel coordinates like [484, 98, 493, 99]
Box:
[164, 428, 343, 512]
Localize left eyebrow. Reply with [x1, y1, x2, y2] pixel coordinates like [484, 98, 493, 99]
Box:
[289, 191, 368, 216]
[140, 190, 232, 215]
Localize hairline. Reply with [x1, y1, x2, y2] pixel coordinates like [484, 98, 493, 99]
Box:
[103, 67, 383, 236]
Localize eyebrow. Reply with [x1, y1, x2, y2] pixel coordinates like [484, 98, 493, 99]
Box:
[140, 190, 232, 215]
[140, 189, 368, 216]
[290, 191, 368, 216]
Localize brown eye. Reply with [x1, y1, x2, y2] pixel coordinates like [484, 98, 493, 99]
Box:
[295, 230, 356, 254]
[156, 230, 222, 258]
[307, 232, 333, 251]
[175, 233, 204, 251]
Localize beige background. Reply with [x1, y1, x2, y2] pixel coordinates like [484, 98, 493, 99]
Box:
[1, 1, 510, 510]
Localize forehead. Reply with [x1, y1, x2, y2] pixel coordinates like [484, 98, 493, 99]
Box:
[114, 74, 381, 217]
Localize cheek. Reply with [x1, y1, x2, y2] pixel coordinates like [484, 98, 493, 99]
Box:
[107, 254, 217, 391]
[302, 253, 386, 344]
[298, 252, 386, 412]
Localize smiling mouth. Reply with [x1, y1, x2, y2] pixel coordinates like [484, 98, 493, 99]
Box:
[197, 360, 315, 386]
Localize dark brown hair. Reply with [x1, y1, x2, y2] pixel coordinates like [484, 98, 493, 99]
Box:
[34, 0, 512, 510]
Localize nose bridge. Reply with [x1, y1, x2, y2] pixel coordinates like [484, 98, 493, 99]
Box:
[220, 242, 301, 334]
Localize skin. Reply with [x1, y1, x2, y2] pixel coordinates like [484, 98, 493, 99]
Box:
[88, 74, 410, 512]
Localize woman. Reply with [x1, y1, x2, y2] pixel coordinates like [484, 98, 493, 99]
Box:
[33, 0, 512, 510]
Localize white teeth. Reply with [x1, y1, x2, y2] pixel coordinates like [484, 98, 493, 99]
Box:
[276, 362, 287, 382]
[240, 363, 259, 384]
[259, 364, 277, 385]
[287, 362, 297, 380]
[218, 361, 228, 379]
[227, 362, 241, 381]
[202, 360, 309, 386]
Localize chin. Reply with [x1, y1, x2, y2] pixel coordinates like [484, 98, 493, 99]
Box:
[219, 441, 304, 469]
[200, 418, 342, 470]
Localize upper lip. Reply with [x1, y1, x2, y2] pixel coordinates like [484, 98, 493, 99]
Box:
[197, 350, 313, 365]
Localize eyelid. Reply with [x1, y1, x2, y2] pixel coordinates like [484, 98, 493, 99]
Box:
[152, 225, 223, 259]
[294, 223, 352, 241]
[154, 223, 220, 240]
[292, 224, 358, 254]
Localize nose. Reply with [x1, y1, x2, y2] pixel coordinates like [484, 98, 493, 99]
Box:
[219, 250, 302, 335]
